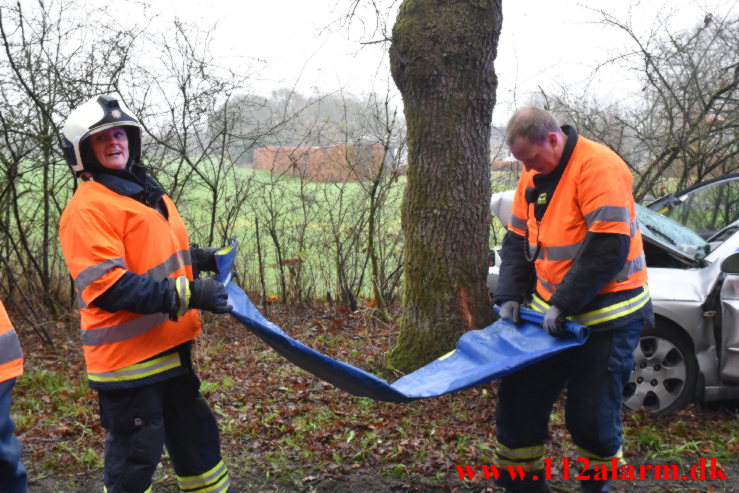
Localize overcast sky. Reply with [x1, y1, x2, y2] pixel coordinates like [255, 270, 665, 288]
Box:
[156, 0, 732, 125]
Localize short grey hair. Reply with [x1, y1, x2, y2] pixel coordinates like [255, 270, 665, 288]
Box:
[505, 107, 561, 147]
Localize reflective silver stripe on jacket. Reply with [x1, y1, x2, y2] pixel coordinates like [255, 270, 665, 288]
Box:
[509, 214, 528, 232]
[584, 206, 631, 228]
[180, 248, 192, 267]
[541, 234, 641, 262]
[543, 242, 582, 261]
[613, 254, 646, 282]
[537, 276, 557, 293]
[82, 313, 170, 347]
[536, 254, 646, 297]
[527, 243, 543, 260]
[142, 250, 190, 280]
[0, 329, 22, 365]
[87, 351, 181, 383]
[530, 215, 638, 263]
[74, 257, 127, 293]
[80, 249, 192, 346]
[76, 293, 88, 310]
[74, 257, 127, 309]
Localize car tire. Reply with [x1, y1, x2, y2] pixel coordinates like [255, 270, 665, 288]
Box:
[622, 323, 698, 416]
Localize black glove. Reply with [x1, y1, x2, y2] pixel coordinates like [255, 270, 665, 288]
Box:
[499, 300, 521, 324]
[542, 305, 567, 336]
[191, 244, 219, 278]
[189, 278, 232, 314]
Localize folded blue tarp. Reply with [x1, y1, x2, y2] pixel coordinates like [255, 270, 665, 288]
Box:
[216, 241, 588, 403]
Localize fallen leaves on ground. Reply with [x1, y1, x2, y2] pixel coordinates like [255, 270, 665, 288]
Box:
[13, 301, 739, 486]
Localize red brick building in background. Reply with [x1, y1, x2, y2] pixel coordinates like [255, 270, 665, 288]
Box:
[253, 142, 393, 182]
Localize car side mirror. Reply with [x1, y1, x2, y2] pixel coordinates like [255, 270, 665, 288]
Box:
[720, 252, 739, 274]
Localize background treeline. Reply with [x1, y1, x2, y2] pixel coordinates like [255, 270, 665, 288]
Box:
[0, 1, 736, 347]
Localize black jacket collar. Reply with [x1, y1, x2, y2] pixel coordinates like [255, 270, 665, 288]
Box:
[530, 125, 579, 221]
[556, 125, 578, 170]
[92, 165, 167, 210]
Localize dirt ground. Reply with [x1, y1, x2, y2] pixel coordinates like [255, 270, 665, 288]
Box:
[26, 460, 739, 492]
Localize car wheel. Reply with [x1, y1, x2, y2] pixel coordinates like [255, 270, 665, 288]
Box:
[622, 323, 698, 415]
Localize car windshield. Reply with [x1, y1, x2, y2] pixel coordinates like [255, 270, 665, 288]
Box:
[636, 204, 711, 260]
[656, 176, 739, 239]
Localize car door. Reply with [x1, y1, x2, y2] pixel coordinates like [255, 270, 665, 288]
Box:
[719, 250, 739, 384]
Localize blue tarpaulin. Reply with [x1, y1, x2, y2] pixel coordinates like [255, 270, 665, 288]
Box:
[216, 240, 588, 403]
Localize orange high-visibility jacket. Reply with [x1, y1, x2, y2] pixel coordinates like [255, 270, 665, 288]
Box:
[508, 136, 647, 299]
[0, 301, 24, 383]
[59, 180, 201, 375]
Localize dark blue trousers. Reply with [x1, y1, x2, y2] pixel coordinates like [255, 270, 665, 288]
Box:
[99, 372, 229, 493]
[0, 378, 26, 493]
[495, 320, 643, 492]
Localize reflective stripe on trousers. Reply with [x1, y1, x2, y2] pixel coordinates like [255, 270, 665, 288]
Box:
[494, 443, 546, 469]
[177, 459, 230, 492]
[577, 446, 626, 468]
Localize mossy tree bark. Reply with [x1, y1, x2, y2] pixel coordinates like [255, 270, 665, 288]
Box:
[388, 0, 501, 372]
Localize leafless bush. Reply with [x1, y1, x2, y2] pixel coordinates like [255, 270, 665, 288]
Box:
[539, 8, 738, 201]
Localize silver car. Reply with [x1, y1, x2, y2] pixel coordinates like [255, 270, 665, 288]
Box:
[488, 173, 739, 415]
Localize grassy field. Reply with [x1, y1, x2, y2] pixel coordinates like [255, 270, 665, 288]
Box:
[8, 161, 406, 301]
[173, 165, 515, 301]
[8, 158, 513, 307]
[170, 165, 408, 301]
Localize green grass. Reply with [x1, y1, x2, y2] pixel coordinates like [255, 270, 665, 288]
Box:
[155, 165, 408, 300]
[13, 358, 103, 474]
[624, 409, 739, 465]
[14, 368, 89, 425]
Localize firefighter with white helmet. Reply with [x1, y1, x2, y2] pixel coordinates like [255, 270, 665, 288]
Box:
[61, 94, 142, 177]
[59, 95, 232, 493]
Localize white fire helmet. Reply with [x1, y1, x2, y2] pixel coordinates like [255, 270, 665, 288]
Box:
[61, 95, 142, 176]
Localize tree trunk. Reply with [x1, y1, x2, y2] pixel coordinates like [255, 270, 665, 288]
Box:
[387, 0, 501, 372]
